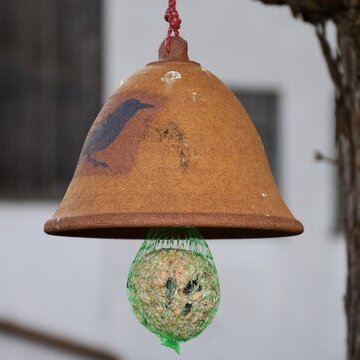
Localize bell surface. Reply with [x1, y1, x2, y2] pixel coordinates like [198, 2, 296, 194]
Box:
[44, 37, 303, 239]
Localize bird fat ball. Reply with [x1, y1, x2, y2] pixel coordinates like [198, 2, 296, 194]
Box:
[127, 228, 220, 353]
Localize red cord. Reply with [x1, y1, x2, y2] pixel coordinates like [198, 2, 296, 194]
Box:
[164, 0, 181, 52]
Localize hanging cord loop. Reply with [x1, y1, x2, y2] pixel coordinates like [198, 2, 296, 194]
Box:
[164, 0, 182, 53]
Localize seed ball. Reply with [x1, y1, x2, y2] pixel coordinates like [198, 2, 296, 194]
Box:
[127, 248, 220, 343]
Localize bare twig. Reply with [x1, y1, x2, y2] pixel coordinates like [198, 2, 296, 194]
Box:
[315, 22, 344, 97]
[0, 318, 121, 360]
[314, 150, 338, 164]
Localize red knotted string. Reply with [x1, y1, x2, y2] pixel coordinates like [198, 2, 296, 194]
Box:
[164, 0, 182, 52]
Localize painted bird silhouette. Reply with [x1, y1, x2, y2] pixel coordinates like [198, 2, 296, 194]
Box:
[82, 99, 154, 168]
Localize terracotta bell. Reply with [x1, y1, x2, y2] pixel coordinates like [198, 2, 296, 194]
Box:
[44, 37, 303, 239]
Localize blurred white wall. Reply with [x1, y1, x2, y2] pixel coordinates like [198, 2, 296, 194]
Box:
[0, 1, 346, 359]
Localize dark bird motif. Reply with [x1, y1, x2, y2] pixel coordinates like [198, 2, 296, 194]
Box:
[82, 99, 154, 168]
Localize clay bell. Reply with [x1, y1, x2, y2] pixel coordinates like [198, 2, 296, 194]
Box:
[44, 37, 303, 239]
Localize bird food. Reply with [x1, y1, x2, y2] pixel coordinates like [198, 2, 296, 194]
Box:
[127, 228, 220, 353]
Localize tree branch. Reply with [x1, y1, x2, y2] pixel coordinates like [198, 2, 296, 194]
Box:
[255, 0, 350, 23]
[315, 22, 344, 95]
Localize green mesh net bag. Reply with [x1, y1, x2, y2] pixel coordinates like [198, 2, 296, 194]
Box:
[127, 227, 220, 354]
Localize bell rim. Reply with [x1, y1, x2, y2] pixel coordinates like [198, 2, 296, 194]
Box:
[44, 212, 304, 239]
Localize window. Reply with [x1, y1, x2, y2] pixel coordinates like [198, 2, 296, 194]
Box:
[232, 89, 279, 183]
[0, 0, 102, 199]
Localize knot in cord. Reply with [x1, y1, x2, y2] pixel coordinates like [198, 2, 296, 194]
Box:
[164, 0, 181, 53]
